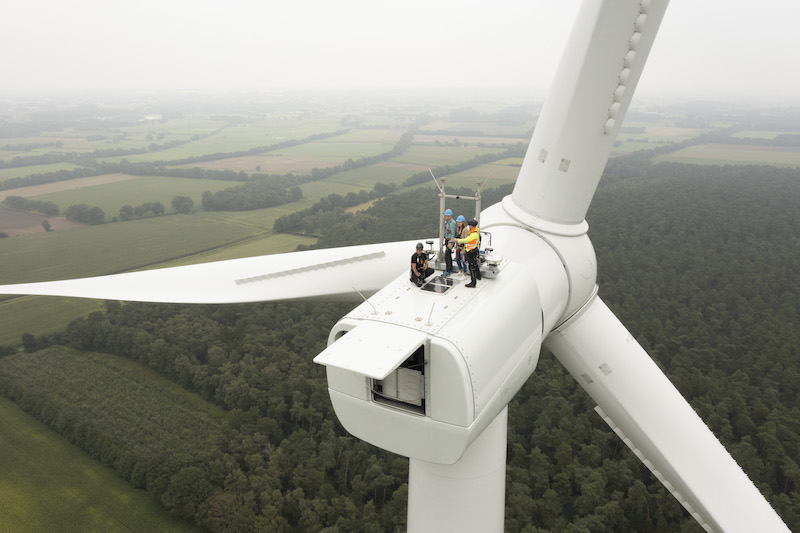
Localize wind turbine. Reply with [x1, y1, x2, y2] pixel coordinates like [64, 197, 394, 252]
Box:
[0, 0, 792, 531]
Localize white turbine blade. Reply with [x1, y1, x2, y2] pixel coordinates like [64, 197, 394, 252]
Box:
[0, 240, 423, 304]
[510, 0, 669, 226]
[545, 295, 790, 533]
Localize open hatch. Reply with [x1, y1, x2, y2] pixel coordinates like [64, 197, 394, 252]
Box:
[314, 321, 428, 415]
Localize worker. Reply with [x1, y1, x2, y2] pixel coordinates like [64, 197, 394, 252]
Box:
[452, 219, 480, 288]
[454, 215, 467, 275]
[410, 242, 434, 287]
[442, 208, 457, 276]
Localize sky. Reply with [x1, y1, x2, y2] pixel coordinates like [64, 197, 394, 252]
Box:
[2, 0, 799, 103]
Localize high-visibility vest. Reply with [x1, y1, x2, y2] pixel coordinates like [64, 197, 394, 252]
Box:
[457, 228, 479, 251]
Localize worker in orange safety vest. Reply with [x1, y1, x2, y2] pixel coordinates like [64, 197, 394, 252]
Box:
[451, 219, 480, 288]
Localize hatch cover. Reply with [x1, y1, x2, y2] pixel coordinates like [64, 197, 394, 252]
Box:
[313, 321, 427, 379]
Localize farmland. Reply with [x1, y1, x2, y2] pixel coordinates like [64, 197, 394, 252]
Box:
[2, 91, 800, 531]
[16, 175, 238, 219]
[653, 143, 800, 166]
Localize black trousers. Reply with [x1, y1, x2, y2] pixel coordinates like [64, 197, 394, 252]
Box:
[444, 244, 453, 272]
[411, 267, 434, 284]
[465, 249, 479, 283]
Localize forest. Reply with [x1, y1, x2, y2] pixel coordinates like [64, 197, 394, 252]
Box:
[1, 155, 799, 532]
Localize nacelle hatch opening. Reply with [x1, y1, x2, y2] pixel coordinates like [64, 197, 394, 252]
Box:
[372, 345, 425, 415]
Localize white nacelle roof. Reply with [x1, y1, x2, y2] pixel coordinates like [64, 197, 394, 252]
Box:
[313, 321, 426, 379]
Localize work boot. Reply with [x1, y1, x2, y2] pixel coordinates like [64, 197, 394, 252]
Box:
[465, 282, 476, 288]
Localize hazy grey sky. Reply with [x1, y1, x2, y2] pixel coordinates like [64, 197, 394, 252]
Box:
[2, 0, 799, 102]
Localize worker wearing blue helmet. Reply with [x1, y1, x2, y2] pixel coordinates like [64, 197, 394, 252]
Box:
[442, 208, 457, 276]
[454, 215, 467, 274]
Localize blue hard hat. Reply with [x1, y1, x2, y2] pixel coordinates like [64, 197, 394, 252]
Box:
[456, 215, 465, 222]
[444, 209, 453, 216]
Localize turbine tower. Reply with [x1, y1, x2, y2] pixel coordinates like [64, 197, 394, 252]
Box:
[0, 1, 791, 532]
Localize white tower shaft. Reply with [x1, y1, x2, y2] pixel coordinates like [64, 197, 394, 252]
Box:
[407, 407, 508, 533]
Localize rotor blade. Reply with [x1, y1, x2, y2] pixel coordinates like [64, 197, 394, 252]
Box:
[545, 295, 790, 533]
[510, 0, 669, 226]
[0, 240, 424, 304]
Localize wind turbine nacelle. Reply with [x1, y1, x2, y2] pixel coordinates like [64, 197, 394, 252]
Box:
[314, 260, 544, 465]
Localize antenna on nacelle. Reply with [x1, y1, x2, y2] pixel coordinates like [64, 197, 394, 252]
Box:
[353, 286, 378, 315]
[425, 302, 436, 326]
[429, 167, 443, 192]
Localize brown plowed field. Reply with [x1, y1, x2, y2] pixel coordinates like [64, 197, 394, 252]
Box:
[0, 207, 85, 236]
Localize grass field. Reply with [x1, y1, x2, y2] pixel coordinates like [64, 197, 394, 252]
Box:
[448, 158, 521, 185]
[0, 162, 88, 183]
[97, 118, 347, 164]
[419, 120, 535, 137]
[413, 134, 529, 147]
[168, 129, 406, 174]
[729, 130, 789, 140]
[653, 143, 800, 167]
[28, 175, 241, 218]
[610, 124, 708, 154]
[154, 232, 318, 266]
[0, 213, 272, 284]
[0, 296, 103, 346]
[0, 174, 141, 204]
[0, 396, 203, 533]
[321, 162, 425, 189]
[390, 144, 503, 166]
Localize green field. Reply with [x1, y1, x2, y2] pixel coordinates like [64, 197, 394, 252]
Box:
[154, 231, 318, 267]
[390, 144, 503, 166]
[98, 118, 347, 164]
[611, 124, 708, 154]
[0, 396, 203, 533]
[414, 133, 529, 147]
[730, 130, 789, 139]
[0, 296, 103, 346]
[319, 162, 424, 189]
[164, 129, 408, 174]
[29, 175, 241, 218]
[653, 143, 800, 166]
[440, 159, 522, 189]
[0, 162, 88, 182]
[419, 120, 535, 137]
[0, 213, 271, 284]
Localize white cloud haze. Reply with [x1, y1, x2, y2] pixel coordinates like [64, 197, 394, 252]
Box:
[2, 0, 799, 102]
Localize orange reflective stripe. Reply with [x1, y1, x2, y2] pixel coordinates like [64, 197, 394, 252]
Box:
[459, 230, 479, 251]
